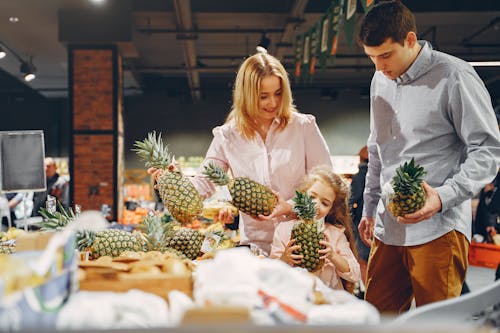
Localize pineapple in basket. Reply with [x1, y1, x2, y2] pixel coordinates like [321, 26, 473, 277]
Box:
[290, 191, 325, 272]
[203, 162, 276, 217]
[78, 229, 145, 259]
[140, 214, 203, 260]
[133, 131, 203, 224]
[387, 158, 427, 218]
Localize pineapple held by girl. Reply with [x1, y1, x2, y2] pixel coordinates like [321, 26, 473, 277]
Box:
[203, 162, 276, 217]
[133, 131, 203, 224]
[387, 158, 427, 217]
[290, 191, 326, 272]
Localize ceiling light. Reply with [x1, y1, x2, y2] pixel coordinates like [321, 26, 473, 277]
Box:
[0, 45, 6, 59]
[89, 0, 106, 4]
[468, 61, 500, 67]
[9, 17, 19, 23]
[20, 59, 36, 82]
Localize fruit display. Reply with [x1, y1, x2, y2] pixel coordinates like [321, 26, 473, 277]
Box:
[133, 131, 203, 224]
[0, 228, 25, 254]
[387, 158, 427, 217]
[290, 191, 325, 272]
[201, 201, 239, 220]
[203, 162, 276, 217]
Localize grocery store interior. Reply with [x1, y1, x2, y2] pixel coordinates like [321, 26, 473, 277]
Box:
[0, 0, 499, 331]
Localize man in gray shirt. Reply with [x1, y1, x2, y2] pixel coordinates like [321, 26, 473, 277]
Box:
[357, 0, 500, 314]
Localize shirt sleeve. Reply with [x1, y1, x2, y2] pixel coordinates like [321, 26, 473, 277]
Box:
[303, 115, 333, 172]
[436, 70, 500, 212]
[333, 232, 361, 283]
[189, 127, 229, 199]
[269, 222, 292, 259]
[363, 81, 383, 218]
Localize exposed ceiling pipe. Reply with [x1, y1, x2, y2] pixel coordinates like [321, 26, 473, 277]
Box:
[172, 0, 201, 102]
[274, 0, 309, 59]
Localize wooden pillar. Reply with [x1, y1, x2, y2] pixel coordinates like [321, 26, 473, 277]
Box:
[68, 46, 124, 221]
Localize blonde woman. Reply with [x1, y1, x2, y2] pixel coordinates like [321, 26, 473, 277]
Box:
[151, 50, 332, 255]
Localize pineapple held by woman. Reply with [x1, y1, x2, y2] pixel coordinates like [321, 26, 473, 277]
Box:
[290, 191, 326, 272]
[203, 162, 276, 217]
[387, 158, 427, 217]
[133, 131, 203, 224]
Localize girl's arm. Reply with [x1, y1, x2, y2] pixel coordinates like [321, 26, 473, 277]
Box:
[319, 231, 361, 282]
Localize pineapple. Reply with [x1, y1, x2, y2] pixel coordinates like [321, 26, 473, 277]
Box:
[78, 229, 145, 258]
[37, 202, 75, 231]
[290, 191, 325, 272]
[203, 162, 276, 217]
[133, 131, 203, 224]
[140, 215, 203, 260]
[162, 223, 204, 260]
[387, 158, 427, 217]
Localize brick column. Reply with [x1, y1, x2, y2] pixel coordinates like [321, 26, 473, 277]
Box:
[69, 46, 123, 221]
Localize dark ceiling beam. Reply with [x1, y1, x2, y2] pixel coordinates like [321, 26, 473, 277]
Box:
[172, 0, 201, 102]
[136, 28, 285, 35]
[274, 0, 309, 59]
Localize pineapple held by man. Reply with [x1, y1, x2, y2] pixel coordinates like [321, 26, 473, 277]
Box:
[290, 191, 326, 272]
[203, 162, 276, 217]
[133, 131, 203, 224]
[387, 158, 427, 217]
[78, 229, 145, 259]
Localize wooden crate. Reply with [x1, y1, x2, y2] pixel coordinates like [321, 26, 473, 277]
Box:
[468, 242, 500, 269]
[79, 268, 192, 301]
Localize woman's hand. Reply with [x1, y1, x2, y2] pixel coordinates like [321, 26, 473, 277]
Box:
[216, 207, 235, 225]
[318, 232, 333, 261]
[280, 239, 303, 266]
[257, 190, 294, 221]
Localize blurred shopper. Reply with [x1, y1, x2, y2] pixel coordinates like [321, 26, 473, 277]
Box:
[350, 146, 370, 284]
[474, 170, 500, 241]
[357, 1, 500, 314]
[32, 158, 69, 216]
[149, 49, 332, 255]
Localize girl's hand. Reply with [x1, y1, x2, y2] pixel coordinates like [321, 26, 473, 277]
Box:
[257, 190, 294, 221]
[318, 232, 333, 261]
[216, 207, 234, 225]
[280, 239, 303, 266]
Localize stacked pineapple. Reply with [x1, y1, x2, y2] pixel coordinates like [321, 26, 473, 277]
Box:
[290, 191, 325, 272]
[133, 132, 203, 224]
[387, 158, 427, 217]
[203, 162, 276, 217]
[140, 214, 203, 260]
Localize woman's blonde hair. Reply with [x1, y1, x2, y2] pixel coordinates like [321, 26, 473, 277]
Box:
[226, 52, 297, 139]
[299, 165, 359, 293]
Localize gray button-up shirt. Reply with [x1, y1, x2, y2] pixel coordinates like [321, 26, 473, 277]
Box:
[363, 41, 500, 246]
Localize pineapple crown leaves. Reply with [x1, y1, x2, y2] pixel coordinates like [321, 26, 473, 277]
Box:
[392, 158, 426, 195]
[139, 214, 169, 251]
[202, 162, 230, 186]
[292, 191, 317, 222]
[133, 131, 172, 169]
[38, 202, 76, 231]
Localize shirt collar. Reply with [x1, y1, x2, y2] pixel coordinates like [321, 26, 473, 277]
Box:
[397, 40, 432, 84]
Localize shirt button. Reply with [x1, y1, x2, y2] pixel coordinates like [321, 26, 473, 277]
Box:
[393, 136, 397, 140]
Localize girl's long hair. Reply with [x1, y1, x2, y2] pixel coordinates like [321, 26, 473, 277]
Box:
[225, 51, 297, 140]
[299, 165, 359, 293]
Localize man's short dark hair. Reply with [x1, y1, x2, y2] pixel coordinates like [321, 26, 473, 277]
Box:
[357, 0, 417, 47]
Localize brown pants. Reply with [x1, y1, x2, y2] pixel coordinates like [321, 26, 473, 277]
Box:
[365, 230, 469, 314]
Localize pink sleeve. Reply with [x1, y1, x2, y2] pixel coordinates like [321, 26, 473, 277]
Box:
[303, 115, 333, 172]
[334, 233, 361, 283]
[189, 127, 229, 199]
[269, 222, 292, 259]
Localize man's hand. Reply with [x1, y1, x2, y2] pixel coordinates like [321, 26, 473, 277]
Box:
[257, 190, 294, 221]
[216, 207, 235, 225]
[280, 239, 303, 266]
[359, 217, 375, 247]
[398, 182, 442, 224]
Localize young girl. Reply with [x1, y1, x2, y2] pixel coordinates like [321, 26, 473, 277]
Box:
[270, 165, 361, 292]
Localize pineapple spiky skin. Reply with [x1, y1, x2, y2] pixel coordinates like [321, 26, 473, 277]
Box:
[162, 226, 204, 260]
[78, 229, 145, 258]
[290, 191, 325, 272]
[133, 131, 203, 225]
[203, 162, 276, 217]
[387, 158, 427, 217]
